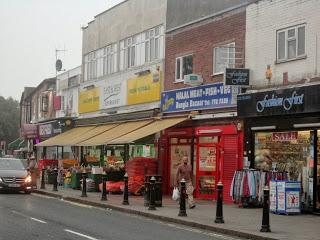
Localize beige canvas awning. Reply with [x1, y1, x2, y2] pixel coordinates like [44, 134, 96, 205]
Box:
[77, 119, 153, 146]
[108, 117, 187, 144]
[36, 126, 95, 147]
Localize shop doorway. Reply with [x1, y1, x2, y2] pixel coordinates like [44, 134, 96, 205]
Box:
[195, 136, 220, 199]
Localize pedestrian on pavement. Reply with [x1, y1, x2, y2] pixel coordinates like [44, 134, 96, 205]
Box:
[28, 154, 37, 189]
[175, 155, 196, 209]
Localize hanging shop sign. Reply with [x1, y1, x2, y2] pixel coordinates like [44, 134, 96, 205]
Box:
[78, 87, 100, 113]
[161, 82, 239, 113]
[21, 124, 38, 139]
[127, 71, 161, 105]
[101, 78, 126, 109]
[225, 68, 250, 86]
[237, 84, 320, 117]
[38, 119, 74, 139]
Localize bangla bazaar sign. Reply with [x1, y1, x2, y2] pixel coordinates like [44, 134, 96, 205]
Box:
[161, 83, 239, 113]
[237, 84, 320, 117]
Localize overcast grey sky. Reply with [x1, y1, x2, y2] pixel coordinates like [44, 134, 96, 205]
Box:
[0, 0, 124, 101]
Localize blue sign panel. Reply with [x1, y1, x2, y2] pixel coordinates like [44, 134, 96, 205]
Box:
[161, 83, 238, 113]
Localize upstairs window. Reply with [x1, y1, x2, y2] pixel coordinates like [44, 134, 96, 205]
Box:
[213, 42, 235, 74]
[277, 25, 306, 62]
[175, 54, 193, 82]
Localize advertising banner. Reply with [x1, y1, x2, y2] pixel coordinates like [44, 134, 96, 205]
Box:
[161, 82, 239, 113]
[127, 72, 161, 105]
[78, 87, 100, 113]
[237, 84, 320, 117]
[101, 78, 126, 109]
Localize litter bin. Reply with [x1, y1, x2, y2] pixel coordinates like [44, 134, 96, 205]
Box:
[71, 172, 82, 190]
[88, 173, 102, 192]
[144, 175, 162, 207]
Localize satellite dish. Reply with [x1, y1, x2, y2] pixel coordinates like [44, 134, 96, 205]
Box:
[56, 59, 63, 71]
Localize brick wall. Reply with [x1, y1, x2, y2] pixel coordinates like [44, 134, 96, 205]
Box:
[165, 9, 246, 91]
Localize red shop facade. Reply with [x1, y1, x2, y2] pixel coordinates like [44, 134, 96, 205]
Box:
[160, 83, 243, 202]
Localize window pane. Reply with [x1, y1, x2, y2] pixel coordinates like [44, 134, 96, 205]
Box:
[145, 41, 150, 62]
[298, 26, 305, 56]
[228, 43, 235, 68]
[176, 58, 181, 80]
[288, 29, 295, 38]
[182, 55, 193, 78]
[288, 39, 296, 59]
[131, 46, 135, 67]
[155, 38, 159, 59]
[150, 38, 155, 60]
[278, 31, 286, 60]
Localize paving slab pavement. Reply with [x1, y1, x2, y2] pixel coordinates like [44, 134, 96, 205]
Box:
[33, 183, 320, 240]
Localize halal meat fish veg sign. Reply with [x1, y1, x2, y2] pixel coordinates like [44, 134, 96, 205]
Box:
[161, 83, 238, 113]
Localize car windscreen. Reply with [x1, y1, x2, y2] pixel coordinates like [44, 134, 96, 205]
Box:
[0, 158, 26, 170]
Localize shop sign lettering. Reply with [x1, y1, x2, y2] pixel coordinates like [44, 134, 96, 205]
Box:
[161, 83, 239, 113]
[225, 68, 250, 86]
[272, 132, 298, 142]
[256, 91, 304, 113]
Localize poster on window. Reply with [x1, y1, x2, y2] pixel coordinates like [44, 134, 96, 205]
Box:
[277, 181, 286, 212]
[170, 145, 191, 186]
[199, 146, 216, 172]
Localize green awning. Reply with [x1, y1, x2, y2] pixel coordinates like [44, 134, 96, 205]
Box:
[8, 138, 24, 150]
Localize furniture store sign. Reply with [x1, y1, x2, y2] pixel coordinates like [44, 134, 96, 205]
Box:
[237, 84, 320, 117]
[161, 83, 239, 113]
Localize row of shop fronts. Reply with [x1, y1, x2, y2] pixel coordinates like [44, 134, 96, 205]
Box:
[16, 81, 320, 213]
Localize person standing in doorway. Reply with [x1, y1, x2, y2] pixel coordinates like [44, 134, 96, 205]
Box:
[175, 155, 196, 209]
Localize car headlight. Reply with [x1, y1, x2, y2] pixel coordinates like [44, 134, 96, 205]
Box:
[0, 177, 3, 183]
[25, 175, 32, 183]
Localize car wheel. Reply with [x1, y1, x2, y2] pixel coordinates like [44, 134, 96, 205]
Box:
[24, 190, 31, 194]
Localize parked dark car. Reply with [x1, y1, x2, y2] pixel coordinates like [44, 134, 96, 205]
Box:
[0, 157, 32, 194]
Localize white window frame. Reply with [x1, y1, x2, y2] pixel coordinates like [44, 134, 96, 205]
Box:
[175, 54, 193, 82]
[276, 24, 306, 62]
[213, 42, 235, 75]
[103, 43, 118, 75]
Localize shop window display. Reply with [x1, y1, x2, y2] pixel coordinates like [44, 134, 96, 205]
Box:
[255, 131, 313, 207]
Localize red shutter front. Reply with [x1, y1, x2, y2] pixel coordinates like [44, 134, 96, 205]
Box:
[223, 135, 239, 203]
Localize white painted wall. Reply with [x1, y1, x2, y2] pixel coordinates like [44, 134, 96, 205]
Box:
[246, 0, 320, 87]
[79, 0, 166, 118]
[82, 0, 166, 55]
[56, 66, 81, 118]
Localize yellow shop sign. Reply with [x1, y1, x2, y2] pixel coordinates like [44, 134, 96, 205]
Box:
[79, 88, 100, 113]
[127, 72, 161, 105]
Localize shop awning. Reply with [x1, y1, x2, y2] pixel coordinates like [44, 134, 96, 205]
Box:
[108, 117, 187, 144]
[77, 119, 153, 146]
[67, 123, 119, 145]
[7, 138, 24, 150]
[36, 126, 95, 147]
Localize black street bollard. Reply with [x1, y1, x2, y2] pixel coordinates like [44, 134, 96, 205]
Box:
[101, 172, 107, 201]
[260, 186, 271, 232]
[144, 176, 150, 206]
[148, 176, 156, 210]
[178, 178, 187, 217]
[122, 172, 129, 205]
[81, 169, 87, 197]
[40, 167, 46, 189]
[52, 168, 58, 191]
[215, 181, 224, 223]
